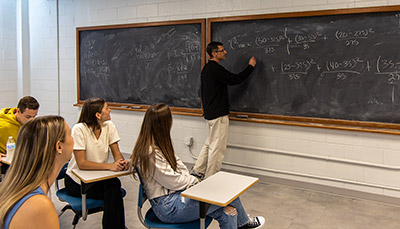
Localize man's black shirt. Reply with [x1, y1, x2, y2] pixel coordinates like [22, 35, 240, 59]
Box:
[200, 60, 254, 120]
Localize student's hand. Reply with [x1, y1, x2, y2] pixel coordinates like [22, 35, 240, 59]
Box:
[248, 56, 256, 67]
[120, 159, 130, 171]
[109, 159, 125, 171]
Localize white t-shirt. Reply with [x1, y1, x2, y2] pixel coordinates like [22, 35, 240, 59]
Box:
[66, 120, 121, 184]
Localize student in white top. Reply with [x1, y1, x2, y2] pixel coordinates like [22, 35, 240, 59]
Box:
[65, 98, 128, 229]
[130, 103, 265, 229]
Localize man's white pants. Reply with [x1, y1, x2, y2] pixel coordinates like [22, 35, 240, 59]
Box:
[192, 115, 229, 178]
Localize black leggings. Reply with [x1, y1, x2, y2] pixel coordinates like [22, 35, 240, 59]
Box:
[65, 174, 125, 229]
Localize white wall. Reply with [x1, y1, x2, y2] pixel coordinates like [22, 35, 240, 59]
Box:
[29, 0, 58, 115]
[0, 0, 17, 107]
[25, 0, 400, 199]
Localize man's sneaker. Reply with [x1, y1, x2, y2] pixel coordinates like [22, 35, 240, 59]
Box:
[239, 216, 265, 229]
[190, 170, 205, 181]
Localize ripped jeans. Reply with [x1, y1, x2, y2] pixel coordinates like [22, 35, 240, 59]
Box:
[150, 190, 249, 228]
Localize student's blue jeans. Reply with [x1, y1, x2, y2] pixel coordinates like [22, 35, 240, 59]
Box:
[150, 190, 250, 228]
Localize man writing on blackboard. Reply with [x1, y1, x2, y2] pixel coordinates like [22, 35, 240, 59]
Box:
[191, 41, 256, 179]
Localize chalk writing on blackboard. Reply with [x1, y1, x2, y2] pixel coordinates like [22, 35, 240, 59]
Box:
[78, 20, 205, 109]
[211, 11, 400, 123]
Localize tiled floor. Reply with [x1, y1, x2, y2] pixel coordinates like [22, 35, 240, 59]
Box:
[53, 174, 400, 229]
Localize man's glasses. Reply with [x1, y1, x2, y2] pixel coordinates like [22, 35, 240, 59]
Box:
[215, 49, 225, 52]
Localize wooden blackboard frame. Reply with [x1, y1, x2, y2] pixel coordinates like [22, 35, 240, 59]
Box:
[208, 5, 400, 135]
[76, 19, 206, 116]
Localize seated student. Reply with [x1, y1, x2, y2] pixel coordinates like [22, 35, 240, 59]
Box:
[0, 115, 73, 229]
[0, 96, 40, 173]
[64, 97, 128, 229]
[130, 103, 265, 229]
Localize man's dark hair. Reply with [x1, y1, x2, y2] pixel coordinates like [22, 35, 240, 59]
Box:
[17, 96, 40, 113]
[206, 41, 223, 57]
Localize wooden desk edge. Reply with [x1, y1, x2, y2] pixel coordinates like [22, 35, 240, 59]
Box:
[72, 170, 132, 183]
[180, 193, 227, 207]
[226, 178, 259, 205]
[181, 178, 259, 207]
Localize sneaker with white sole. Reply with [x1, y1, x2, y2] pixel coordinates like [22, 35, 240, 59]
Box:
[239, 216, 265, 229]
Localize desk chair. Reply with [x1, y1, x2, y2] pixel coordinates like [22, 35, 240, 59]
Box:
[55, 162, 126, 228]
[136, 169, 213, 228]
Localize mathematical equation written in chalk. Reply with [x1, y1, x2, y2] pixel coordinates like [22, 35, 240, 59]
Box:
[226, 27, 375, 56]
[210, 11, 400, 122]
[266, 56, 400, 85]
[216, 21, 400, 85]
[78, 22, 204, 109]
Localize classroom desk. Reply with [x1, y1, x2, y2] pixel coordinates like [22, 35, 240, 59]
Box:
[181, 171, 259, 229]
[71, 168, 131, 220]
[1, 155, 11, 165]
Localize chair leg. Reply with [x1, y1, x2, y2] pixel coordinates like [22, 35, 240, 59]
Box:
[72, 212, 82, 227]
[58, 205, 72, 217]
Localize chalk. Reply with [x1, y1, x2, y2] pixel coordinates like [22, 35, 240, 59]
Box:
[236, 115, 249, 119]
[130, 106, 141, 109]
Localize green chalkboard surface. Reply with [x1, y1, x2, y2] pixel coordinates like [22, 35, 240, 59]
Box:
[210, 6, 400, 125]
[77, 19, 205, 111]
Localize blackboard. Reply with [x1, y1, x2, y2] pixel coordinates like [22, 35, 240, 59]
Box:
[77, 19, 205, 112]
[209, 6, 400, 127]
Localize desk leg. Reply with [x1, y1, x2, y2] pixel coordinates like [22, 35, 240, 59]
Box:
[80, 182, 93, 221]
[82, 193, 87, 220]
[199, 202, 210, 229]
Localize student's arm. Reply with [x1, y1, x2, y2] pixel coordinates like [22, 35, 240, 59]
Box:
[110, 142, 129, 170]
[108, 121, 129, 170]
[152, 152, 198, 191]
[175, 155, 189, 171]
[110, 142, 124, 161]
[74, 150, 124, 171]
[10, 195, 59, 229]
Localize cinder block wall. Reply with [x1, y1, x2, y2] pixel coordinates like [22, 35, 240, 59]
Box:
[0, 0, 17, 107]
[13, 0, 400, 199]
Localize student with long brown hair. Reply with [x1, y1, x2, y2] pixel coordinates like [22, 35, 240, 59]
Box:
[131, 103, 265, 229]
[0, 115, 74, 229]
[64, 97, 128, 229]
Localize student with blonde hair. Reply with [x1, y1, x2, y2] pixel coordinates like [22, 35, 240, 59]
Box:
[0, 115, 74, 229]
[131, 103, 265, 229]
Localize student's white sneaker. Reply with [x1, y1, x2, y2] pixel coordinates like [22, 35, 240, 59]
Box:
[239, 216, 265, 229]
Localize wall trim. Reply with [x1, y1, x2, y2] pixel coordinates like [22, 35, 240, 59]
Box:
[229, 144, 400, 170]
[187, 144, 400, 191]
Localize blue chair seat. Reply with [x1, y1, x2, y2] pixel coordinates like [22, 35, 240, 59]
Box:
[56, 162, 127, 228]
[56, 188, 127, 211]
[56, 188, 104, 211]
